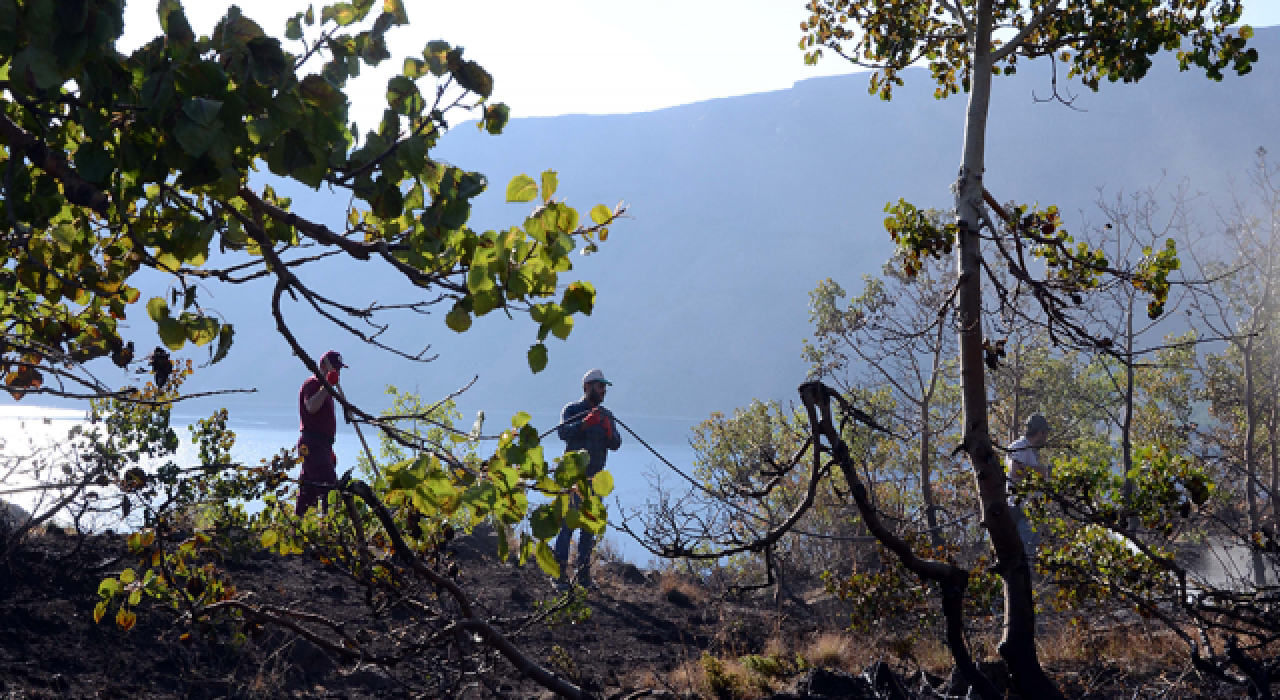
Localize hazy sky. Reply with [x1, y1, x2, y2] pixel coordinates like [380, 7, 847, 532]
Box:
[118, 1, 1280, 128]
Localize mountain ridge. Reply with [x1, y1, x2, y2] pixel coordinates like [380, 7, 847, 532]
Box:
[13, 29, 1280, 445]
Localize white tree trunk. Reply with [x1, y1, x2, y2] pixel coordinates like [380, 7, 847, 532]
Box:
[953, 3, 1060, 696]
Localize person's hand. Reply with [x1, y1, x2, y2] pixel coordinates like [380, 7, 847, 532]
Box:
[326, 369, 340, 386]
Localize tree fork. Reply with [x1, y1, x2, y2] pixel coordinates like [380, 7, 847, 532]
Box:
[800, 381, 1001, 700]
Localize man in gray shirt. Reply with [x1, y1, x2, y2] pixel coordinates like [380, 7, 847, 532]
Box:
[1006, 414, 1050, 560]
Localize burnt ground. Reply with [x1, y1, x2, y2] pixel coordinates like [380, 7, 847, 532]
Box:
[0, 528, 1251, 699]
[0, 528, 799, 700]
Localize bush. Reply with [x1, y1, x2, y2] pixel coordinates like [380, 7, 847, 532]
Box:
[739, 653, 794, 679]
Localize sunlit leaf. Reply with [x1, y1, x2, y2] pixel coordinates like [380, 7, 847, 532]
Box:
[592, 470, 614, 498]
[506, 174, 537, 203]
[540, 170, 558, 203]
[535, 540, 559, 578]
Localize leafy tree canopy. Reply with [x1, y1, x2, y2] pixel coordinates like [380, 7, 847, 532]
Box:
[0, 0, 621, 400]
[801, 0, 1257, 100]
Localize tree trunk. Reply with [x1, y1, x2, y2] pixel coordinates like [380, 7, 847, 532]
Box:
[1008, 343, 1022, 446]
[922, 313, 951, 549]
[921, 398, 943, 549]
[1244, 344, 1267, 585]
[1269, 392, 1279, 533]
[954, 3, 1061, 696]
[1121, 295, 1140, 531]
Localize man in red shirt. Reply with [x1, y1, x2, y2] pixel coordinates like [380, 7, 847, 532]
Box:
[296, 350, 347, 516]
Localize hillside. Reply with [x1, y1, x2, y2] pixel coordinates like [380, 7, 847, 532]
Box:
[0, 529, 1243, 699]
[25, 27, 1280, 442]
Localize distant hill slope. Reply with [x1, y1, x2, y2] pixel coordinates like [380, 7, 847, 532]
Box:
[46, 28, 1280, 442]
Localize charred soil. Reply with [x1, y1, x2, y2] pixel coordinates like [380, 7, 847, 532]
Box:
[0, 530, 1246, 699]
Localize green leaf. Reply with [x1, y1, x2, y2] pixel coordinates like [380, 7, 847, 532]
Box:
[592, 470, 614, 498]
[182, 98, 223, 127]
[12, 45, 61, 90]
[248, 37, 288, 85]
[261, 530, 279, 548]
[397, 133, 428, 174]
[483, 103, 509, 135]
[518, 534, 535, 567]
[512, 411, 531, 429]
[529, 505, 559, 540]
[449, 56, 493, 97]
[305, 5, 315, 24]
[210, 324, 234, 365]
[98, 578, 120, 598]
[550, 315, 573, 341]
[321, 2, 358, 26]
[527, 343, 548, 373]
[496, 522, 510, 561]
[535, 540, 560, 578]
[285, 13, 304, 40]
[146, 297, 170, 322]
[540, 170, 558, 203]
[173, 119, 217, 158]
[506, 174, 537, 203]
[404, 181, 424, 211]
[157, 318, 186, 351]
[119, 568, 136, 585]
[445, 304, 472, 333]
[555, 205, 580, 234]
[383, 0, 408, 25]
[562, 281, 595, 316]
[299, 74, 347, 112]
[589, 204, 611, 225]
[93, 600, 108, 623]
[402, 56, 427, 79]
[555, 452, 586, 488]
[386, 75, 423, 115]
[158, 0, 195, 45]
[127, 590, 142, 606]
[186, 317, 220, 347]
[579, 500, 608, 536]
[74, 144, 113, 185]
[467, 264, 493, 294]
[564, 506, 582, 531]
[216, 10, 266, 46]
[423, 40, 450, 76]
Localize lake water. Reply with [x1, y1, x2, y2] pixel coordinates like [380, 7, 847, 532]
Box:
[0, 405, 697, 564]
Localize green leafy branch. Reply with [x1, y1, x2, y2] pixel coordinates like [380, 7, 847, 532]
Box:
[883, 198, 956, 278]
[0, 0, 625, 401]
[801, 0, 1256, 101]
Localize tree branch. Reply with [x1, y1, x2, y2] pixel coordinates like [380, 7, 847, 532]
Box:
[0, 112, 109, 215]
[990, 1, 1061, 63]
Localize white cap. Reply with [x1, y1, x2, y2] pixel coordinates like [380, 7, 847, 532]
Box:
[582, 369, 612, 385]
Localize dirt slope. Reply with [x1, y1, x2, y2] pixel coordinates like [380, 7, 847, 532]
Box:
[0, 529, 1245, 699]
